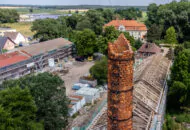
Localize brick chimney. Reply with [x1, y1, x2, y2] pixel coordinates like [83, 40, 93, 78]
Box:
[107, 33, 134, 130]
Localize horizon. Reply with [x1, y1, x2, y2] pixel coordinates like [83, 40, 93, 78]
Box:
[0, 0, 177, 6]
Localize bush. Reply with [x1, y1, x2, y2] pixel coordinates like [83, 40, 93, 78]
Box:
[90, 57, 107, 85]
[175, 114, 190, 123]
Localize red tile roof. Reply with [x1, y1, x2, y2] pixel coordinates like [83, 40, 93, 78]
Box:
[0, 51, 29, 68]
[69, 95, 84, 100]
[104, 20, 147, 31]
[138, 43, 161, 54]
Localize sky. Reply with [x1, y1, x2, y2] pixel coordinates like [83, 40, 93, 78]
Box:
[0, 0, 177, 6]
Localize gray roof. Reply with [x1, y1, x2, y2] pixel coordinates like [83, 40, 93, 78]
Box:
[17, 38, 72, 56]
[3, 32, 19, 40]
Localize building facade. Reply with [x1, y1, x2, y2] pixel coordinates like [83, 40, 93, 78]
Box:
[104, 20, 147, 41]
[0, 38, 75, 83]
[107, 34, 134, 130]
[0, 37, 16, 51]
[137, 43, 161, 59]
[3, 32, 28, 45]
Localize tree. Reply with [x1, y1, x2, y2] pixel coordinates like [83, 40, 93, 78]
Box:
[146, 3, 159, 27]
[169, 81, 188, 108]
[73, 29, 97, 56]
[0, 87, 43, 129]
[0, 9, 19, 23]
[90, 57, 108, 85]
[103, 26, 119, 41]
[146, 1, 190, 42]
[168, 49, 190, 110]
[101, 9, 114, 23]
[147, 24, 162, 42]
[29, 8, 33, 13]
[31, 18, 69, 42]
[174, 45, 184, 56]
[164, 26, 178, 45]
[86, 10, 105, 35]
[115, 8, 142, 20]
[134, 39, 143, 50]
[2, 73, 70, 130]
[76, 17, 91, 31]
[65, 15, 78, 29]
[183, 41, 190, 49]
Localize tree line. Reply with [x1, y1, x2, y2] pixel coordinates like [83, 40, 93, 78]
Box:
[0, 72, 69, 130]
[0, 9, 19, 23]
[146, 0, 190, 43]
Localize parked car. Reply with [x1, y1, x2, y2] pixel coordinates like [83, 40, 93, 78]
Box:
[75, 56, 85, 62]
[72, 85, 81, 90]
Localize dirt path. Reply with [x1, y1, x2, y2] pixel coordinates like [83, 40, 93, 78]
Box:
[61, 61, 94, 96]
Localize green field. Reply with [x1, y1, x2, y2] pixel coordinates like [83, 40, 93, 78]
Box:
[2, 22, 34, 37]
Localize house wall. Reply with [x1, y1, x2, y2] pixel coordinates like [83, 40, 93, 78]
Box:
[3, 39, 15, 50]
[127, 30, 147, 40]
[69, 97, 86, 116]
[69, 105, 77, 116]
[14, 33, 27, 45]
[137, 52, 155, 59]
[117, 26, 147, 41]
[0, 44, 74, 83]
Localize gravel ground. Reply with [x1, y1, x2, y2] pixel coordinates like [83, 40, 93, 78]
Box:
[61, 61, 94, 96]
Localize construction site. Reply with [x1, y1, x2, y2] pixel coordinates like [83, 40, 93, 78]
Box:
[73, 34, 171, 130]
[0, 38, 75, 83]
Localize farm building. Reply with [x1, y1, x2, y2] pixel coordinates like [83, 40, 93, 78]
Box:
[69, 95, 86, 116]
[75, 87, 100, 103]
[0, 38, 75, 83]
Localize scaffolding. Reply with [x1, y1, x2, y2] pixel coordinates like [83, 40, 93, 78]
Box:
[0, 44, 75, 83]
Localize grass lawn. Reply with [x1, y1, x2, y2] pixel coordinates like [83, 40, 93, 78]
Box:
[2, 22, 34, 37]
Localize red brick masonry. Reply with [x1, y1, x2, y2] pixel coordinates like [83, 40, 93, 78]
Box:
[107, 34, 134, 130]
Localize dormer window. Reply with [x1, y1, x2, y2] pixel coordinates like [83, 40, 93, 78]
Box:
[118, 25, 126, 32]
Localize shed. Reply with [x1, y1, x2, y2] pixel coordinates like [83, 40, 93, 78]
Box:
[75, 87, 100, 103]
[68, 95, 86, 116]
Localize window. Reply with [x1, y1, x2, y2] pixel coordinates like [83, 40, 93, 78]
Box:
[118, 25, 126, 32]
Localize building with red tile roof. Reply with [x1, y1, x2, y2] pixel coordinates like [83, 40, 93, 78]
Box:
[0, 51, 29, 68]
[104, 20, 147, 41]
[0, 38, 74, 83]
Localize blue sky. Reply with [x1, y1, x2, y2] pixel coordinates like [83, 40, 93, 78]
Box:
[0, 0, 177, 6]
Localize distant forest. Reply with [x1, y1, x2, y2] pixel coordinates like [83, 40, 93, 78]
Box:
[0, 4, 147, 11]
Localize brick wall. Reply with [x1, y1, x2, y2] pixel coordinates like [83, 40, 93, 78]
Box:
[107, 34, 134, 130]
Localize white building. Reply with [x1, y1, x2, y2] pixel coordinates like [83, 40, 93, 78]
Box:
[75, 87, 100, 103]
[3, 32, 28, 45]
[104, 20, 147, 41]
[68, 95, 86, 116]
